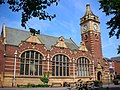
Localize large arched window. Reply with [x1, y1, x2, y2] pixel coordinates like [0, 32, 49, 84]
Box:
[20, 50, 43, 76]
[76, 57, 90, 76]
[52, 54, 69, 76]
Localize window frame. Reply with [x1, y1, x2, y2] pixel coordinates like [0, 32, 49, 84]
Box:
[52, 54, 69, 76]
[20, 50, 43, 76]
[76, 57, 90, 77]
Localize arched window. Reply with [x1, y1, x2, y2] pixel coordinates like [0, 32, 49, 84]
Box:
[76, 57, 90, 76]
[20, 50, 43, 76]
[52, 54, 69, 76]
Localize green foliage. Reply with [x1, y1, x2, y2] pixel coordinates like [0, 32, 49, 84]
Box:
[94, 80, 102, 83]
[40, 73, 49, 84]
[17, 84, 49, 88]
[116, 72, 120, 79]
[117, 45, 120, 54]
[29, 28, 40, 36]
[94, 80, 102, 87]
[0, 0, 60, 28]
[113, 79, 119, 85]
[99, 0, 120, 54]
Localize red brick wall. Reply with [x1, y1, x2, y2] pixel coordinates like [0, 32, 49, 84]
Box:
[0, 38, 5, 73]
[1, 40, 94, 78]
[82, 31, 103, 67]
[114, 61, 120, 74]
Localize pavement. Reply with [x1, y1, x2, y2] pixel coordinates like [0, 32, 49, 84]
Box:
[1, 83, 120, 90]
[0, 87, 67, 90]
[102, 83, 120, 87]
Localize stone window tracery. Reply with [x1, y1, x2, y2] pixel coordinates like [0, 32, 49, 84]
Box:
[20, 50, 43, 76]
[52, 54, 69, 76]
[76, 57, 90, 76]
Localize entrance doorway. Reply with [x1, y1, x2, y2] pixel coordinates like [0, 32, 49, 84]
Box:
[97, 71, 102, 80]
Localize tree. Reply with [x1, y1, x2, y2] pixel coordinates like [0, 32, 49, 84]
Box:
[99, 0, 120, 54]
[0, 0, 60, 28]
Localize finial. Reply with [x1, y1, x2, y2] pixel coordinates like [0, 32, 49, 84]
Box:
[2, 23, 5, 28]
[85, 3, 94, 16]
[86, 3, 90, 6]
[86, 4, 91, 13]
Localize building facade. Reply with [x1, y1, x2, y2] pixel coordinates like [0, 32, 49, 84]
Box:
[0, 4, 109, 87]
[111, 56, 120, 76]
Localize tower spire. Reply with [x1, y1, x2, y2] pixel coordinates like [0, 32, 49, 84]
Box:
[80, 4, 99, 24]
[85, 4, 94, 16]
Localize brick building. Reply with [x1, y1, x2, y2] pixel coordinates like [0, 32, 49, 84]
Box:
[111, 56, 120, 75]
[0, 4, 109, 87]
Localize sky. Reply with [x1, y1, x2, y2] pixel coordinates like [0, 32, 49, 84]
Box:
[0, 0, 120, 58]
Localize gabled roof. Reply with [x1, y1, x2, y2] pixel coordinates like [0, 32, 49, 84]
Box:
[5, 27, 78, 50]
[26, 35, 42, 44]
[111, 56, 120, 62]
[54, 36, 68, 48]
[79, 42, 88, 51]
[103, 57, 111, 62]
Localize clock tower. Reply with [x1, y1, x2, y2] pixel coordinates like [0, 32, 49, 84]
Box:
[80, 4, 104, 80]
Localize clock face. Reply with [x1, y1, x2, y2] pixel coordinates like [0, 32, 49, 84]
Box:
[84, 25, 87, 30]
[93, 23, 98, 30]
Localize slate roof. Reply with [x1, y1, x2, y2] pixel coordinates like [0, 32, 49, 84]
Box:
[5, 27, 78, 50]
[104, 57, 112, 62]
[111, 56, 120, 62]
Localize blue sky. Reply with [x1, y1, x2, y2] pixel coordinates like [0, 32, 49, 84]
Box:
[0, 0, 120, 58]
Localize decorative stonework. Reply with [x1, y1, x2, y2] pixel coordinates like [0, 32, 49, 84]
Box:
[79, 42, 88, 51]
[0, 4, 110, 87]
[55, 36, 68, 48]
[26, 35, 42, 44]
[2, 24, 6, 44]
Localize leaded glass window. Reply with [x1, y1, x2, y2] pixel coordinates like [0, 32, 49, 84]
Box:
[76, 57, 90, 76]
[20, 50, 43, 76]
[52, 54, 69, 76]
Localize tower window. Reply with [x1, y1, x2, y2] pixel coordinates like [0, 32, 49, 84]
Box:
[85, 35, 88, 40]
[95, 34, 98, 39]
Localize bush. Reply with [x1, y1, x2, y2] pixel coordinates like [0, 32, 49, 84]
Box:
[94, 80, 103, 87]
[117, 75, 120, 80]
[40, 73, 49, 84]
[17, 84, 49, 88]
[113, 79, 119, 85]
[40, 77, 49, 84]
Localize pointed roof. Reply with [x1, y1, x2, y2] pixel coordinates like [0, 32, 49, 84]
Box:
[84, 4, 95, 17]
[4, 27, 79, 50]
[80, 4, 99, 24]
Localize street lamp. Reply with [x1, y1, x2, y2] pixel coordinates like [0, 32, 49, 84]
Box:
[13, 50, 17, 87]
